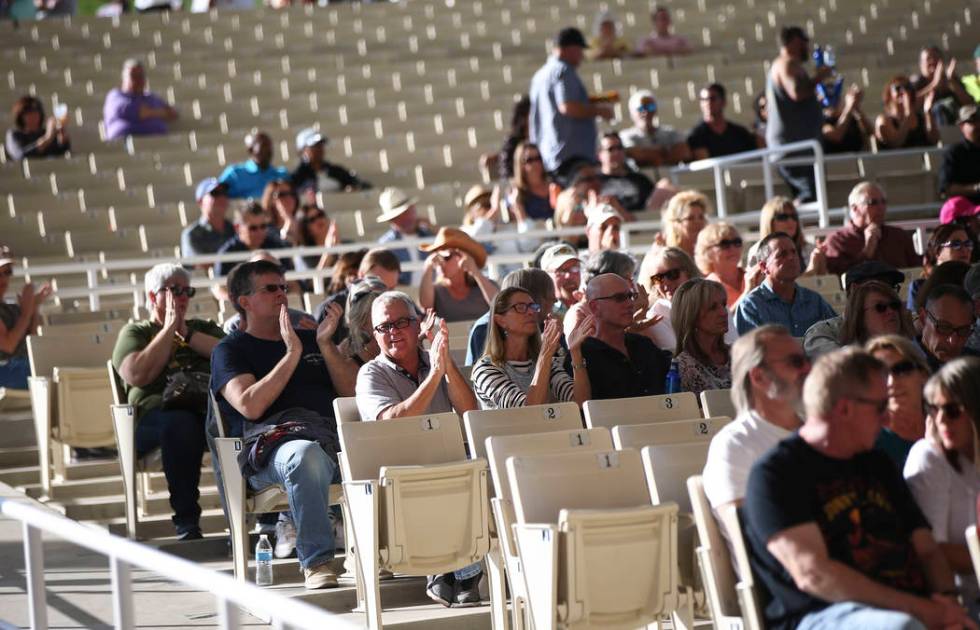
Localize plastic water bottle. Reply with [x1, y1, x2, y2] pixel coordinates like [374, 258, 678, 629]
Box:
[665, 360, 682, 394]
[255, 534, 273, 586]
[822, 45, 836, 68]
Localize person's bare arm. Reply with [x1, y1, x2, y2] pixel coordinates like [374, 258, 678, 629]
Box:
[118, 292, 180, 387]
[558, 101, 613, 120]
[459, 254, 499, 307]
[186, 327, 220, 357]
[418, 255, 438, 311]
[777, 58, 829, 102]
[947, 182, 980, 197]
[376, 332, 448, 420]
[315, 302, 356, 397]
[566, 312, 594, 406]
[626, 144, 669, 167]
[691, 147, 711, 161]
[911, 528, 958, 594]
[0, 285, 39, 355]
[937, 543, 973, 576]
[138, 103, 178, 122]
[875, 114, 908, 148]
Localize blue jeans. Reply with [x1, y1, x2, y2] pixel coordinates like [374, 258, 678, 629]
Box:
[0, 357, 30, 389]
[798, 602, 926, 630]
[248, 439, 339, 570]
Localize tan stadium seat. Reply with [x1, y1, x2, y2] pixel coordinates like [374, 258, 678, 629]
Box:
[28, 332, 119, 494]
[967, 526, 980, 585]
[795, 273, 841, 294]
[506, 447, 685, 630]
[339, 412, 490, 630]
[700, 389, 736, 419]
[583, 392, 701, 429]
[687, 475, 765, 630]
[462, 401, 582, 461]
[611, 416, 731, 450]
[332, 396, 361, 424]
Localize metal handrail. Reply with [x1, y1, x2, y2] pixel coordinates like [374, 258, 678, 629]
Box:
[0, 497, 361, 630]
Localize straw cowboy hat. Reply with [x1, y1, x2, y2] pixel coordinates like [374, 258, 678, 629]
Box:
[376, 187, 417, 223]
[419, 227, 489, 269]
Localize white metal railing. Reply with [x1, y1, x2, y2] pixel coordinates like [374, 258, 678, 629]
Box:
[0, 497, 361, 630]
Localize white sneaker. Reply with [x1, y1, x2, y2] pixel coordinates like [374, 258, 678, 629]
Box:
[274, 519, 297, 559]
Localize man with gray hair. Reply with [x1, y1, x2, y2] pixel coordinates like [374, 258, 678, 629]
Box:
[740, 347, 973, 630]
[619, 89, 690, 167]
[103, 58, 178, 141]
[702, 325, 808, 543]
[823, 182, 919, 275]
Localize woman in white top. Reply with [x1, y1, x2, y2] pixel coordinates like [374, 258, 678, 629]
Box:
[471, 287, 594, 410]
[904, 357, 980, 617]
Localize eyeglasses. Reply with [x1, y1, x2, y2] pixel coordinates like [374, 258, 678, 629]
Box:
[522, 155, 542, 164]
[766, 353, 809, 369]
[651, 268, 683, 284]
[555, 264, 581, 276]
[0, 268, 12, 278]
[439, 250, 461, 261]
[865, 300, 902, 314]
[888, 360, 920, 376]
[636, 102, 658, 113]
[247, 223, 271, 232]
[160, 285, 197, 297]
[925, 402, 965, 420]
[773, 212, 798, 222]
[860, 197, 887, 207]
[940, 239, 974, 250]
[592, 290, 638, 304]
[713, 237, 743, 250]
[374, 316, 417, 334]
[250, 283, 289, 295]
[890, 84, 910, 94]
[924, 310, 975, 339]
[849, 396, 889, 415]
[602, 144, 625, 152]
[506, 302, 542, 314]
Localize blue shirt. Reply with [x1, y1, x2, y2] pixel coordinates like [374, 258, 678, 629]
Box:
[377, 225, 433, 286]
[465, 311, 491, 366]
[218, 160, 289, 199]
[735, 280, 837, 337]
[529, 56, 596, 172]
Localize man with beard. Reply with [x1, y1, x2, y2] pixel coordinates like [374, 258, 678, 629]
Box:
[702, 325, 809, 551]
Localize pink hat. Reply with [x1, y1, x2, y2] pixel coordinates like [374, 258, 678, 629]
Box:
[939, 196, 980, 224]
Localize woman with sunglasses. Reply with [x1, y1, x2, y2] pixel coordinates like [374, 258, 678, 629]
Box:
[501, 142, 554, 222]
[875, 75, 939, 150]
[658, 190, 712, 258]
[419, 228, 499, 323]
[6, 95, 71, 161]
[865, 334, 931, 469]
[907, 224, 976, 310]
[747, 196, 827, 275]
[671, 278, 732, 393]
[904, 357, 980, 618]
[695, 222, 763, 310]
[472, 287, 595, 410]
[295, 204, 341, 271]
[0, 246, 51, 390]
[638, 246, 701, 352]
[838, 280, 917, 348]
[261, 180, 301, 244]
[112, 263, 224, 541]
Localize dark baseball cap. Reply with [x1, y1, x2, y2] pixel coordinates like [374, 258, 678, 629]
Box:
[844, 261, 905, 290]
[555, 27, 589, 49]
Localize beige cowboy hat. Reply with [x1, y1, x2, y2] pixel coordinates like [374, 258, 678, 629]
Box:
[376, 187, 418, 223]
[418, 227, 489, 269]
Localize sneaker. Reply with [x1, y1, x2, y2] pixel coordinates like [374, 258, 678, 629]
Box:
[176, 528, 203, 541]
[274, 519, 297, 559]
[453, 575, 482, 608]
[303, 563, 339, 590]
[425, 573, 455, 607]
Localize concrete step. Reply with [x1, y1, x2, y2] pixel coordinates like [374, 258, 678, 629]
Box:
[0, 464, 39, 487]
[0, 414, 36, 449]
[103, 508, 230, 539]
[47, 486, 223, 521]
[0, 445, 38, 468]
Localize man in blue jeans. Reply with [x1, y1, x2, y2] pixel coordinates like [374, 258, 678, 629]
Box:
[210, 260, 355, 589]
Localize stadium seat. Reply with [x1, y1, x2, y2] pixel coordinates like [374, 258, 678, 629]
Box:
[462, 401, 582, 460]
[332, 396, 361, 424]
[583, 392, 701, 429]
[700, 389, 736, 419]
[611, 416, 731, 450]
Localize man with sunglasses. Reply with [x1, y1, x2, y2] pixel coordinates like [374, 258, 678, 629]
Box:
[917, 284, 979, 372]
[597, 131, 654, 211]
[215, 203, 293, 280]
[741, 347, 974, 630]
[735, 233, 836, 336]
[211, 260, 356, 589]
[824, 182, 920, 276]
[218, 130, 289, 200]
[181, 178, 234, 261]
[620, 90, 690, 167]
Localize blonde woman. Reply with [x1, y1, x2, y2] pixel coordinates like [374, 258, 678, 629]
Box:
[658, 190, 712, 257]
[671, 278, 732, 393]
[638, 246, 701, 352]
[865, 334, 930, 469]
[695, 222, 763, 310]
[746, 196, 827, 275]
[471, 287, 594, 409]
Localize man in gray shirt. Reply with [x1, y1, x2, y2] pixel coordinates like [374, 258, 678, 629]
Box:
[180, 178, 234, 262]
[529, 27, 613, 185]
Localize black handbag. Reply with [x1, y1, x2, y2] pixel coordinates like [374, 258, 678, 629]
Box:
[161, 371, 210, 411]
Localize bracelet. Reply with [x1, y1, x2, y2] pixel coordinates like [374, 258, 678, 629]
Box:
[571, 360, 587, 370]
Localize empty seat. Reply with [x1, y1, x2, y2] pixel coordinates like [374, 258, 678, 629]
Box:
[332, 396, 361, 423]
[612, 416, 732, 450]
[700, 388, 736, 419]
[584, 392, 701, 429]
[462, 401, 582, 460]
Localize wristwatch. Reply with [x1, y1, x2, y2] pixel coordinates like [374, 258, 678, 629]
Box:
[178, 328, 195, 345]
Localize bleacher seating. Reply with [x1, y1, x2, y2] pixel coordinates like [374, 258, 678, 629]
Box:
[584, 392, 702, 429]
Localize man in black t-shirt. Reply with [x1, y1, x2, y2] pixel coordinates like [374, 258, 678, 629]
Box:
[740, 347, 972, 630]
[597, 131, 654, 211]
[210, 260, 355, 590]
[688, 83, 760, 160]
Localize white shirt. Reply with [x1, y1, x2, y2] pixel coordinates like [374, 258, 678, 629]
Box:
[647, 298, 739, 355]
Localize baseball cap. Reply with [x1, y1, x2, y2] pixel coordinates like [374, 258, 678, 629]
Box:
[843, 261, 905, 290]
[555, 27, 589, 49]
[586, 203, 622, 229]
[957, 104, 980, 125]
[295, 127, 327, 151]
[540, 244, 580, 273]
[194, 178, 227, 202]
[965, 263, 980, 299]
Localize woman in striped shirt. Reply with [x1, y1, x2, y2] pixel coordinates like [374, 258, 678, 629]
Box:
[472, 287, 594, 410]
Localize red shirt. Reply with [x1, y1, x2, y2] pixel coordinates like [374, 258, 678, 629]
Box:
[823, 221, 920, 276]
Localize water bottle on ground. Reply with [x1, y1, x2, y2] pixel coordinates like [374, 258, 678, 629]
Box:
[256, 534, 273, 586]
[665, 360, 682, 394]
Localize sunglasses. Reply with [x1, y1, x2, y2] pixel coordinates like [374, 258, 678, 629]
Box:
[866, 300, 902, 314]
[374, 316, 416, 334]
[940, 239, 974, 250]
[602, 144, 625, 152]
[713, 237, 743, 250]
[250, 283, 288, 295]
[925, 310, 975, 339]
[305, 211, 326, 222]
[439, 250, 461, 261]
[592, 290, 638, 304]
[160, 285, 197, 297]
[861, 197, 887, 207]
[850, 396, 889, 415]
[636, 103, 658, 113]
[925, 402, 966, 420]
[247, 223, 271, 232]
[651, 268, 683, 284]
[773, 212, 798, 222]
[888, 360, 920, 376]
[522, 155, 542, 164]
[506, 302, 542, 315]
[890, 84, 910, 94]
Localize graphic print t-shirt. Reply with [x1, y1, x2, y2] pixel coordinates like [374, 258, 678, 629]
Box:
[741, 434, 930, 630]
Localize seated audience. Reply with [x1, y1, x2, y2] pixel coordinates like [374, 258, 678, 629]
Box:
[917, 262, 972, 316]
[553, 162, 601, 244]
[218, 131, 290, 200]
[338, 276, 388, 367]
[753, 90, 768, 139]
[620, 90, 691, 167]
[638, 245, 702, 352]
[736, 233, 836, 336]
[598, 131, 653, 211]
[696, 222, 759, 310]
[215, 203, 292, 278]
[658, 190, 712, 258]
[824, 181, 920, 275]
[6, 95, 70, 160]
[587, 10, 631, 60]
[875, 76, 939, 150]
[688, 83, 760, 160]
[323, 250, 366, 298]
[703, 325, 807, 547]
[472, 287, 593, 409]
[220, 251, 314, 334]
[746, 196, 827, 274]
[261, 180, 301, 244]
[419, 228, 499, 322]
[917, 284, 979, 371]
[540, 244, 582, 321]
[672, 278, 733, 392]
[907, 223, 975, 310]
[741, 347, 973, 630]
[911, 46, 972, 126]
[354, 291, 480, 607]
[0, 247, 50, 389]
[211, 260, 353, 589]
[576, 273, 671, 399]
[294, 204, 340, 271]
[103, 58, 177, 141]
[290, 127, 370, 197]
[462, 185, 538, 270]
[499, 142, 554, 222]
[584, 202, 622, 254]
[635, 6, 692, 56]
[313, 247, 400, 325]
[821, 84, 872, 154]
[904, 357, 980, 619]
[967, 264, 980, 354]
[939, 105, 980, 210]
[112, 264, 223, 540]
[865, 335, 930, 470]
[836, 280, 916, 349]
[376, 187, 434, 285]
[180, 178, 233, 260]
